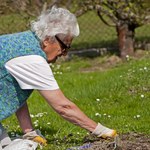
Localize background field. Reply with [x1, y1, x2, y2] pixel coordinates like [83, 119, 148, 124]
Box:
[2, 53, 150, 150]
[0, 11, 150, 51]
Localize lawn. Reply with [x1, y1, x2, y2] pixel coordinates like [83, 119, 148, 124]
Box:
[2, 53, 150, 150]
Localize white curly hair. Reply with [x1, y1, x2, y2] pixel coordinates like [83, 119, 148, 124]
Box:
[31, 6, 80, 41]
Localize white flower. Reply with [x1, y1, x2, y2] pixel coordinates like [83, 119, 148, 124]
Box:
[56, 65, 61, 70]
[95, 113, 101, 117]
[50, 64, 55, 68]
[34, 120, 39, 125]
[47, 122, 51, 125]
[144, 67, 147, 70]
[134, 115, 141, 119]
[95, 113, 100, 116]
[96, 98, 100, 102]
[108, 115, 111, 118]
[103, 113, 107, 116]
[30, 114, 34, 118]
[11, 132, 15, 135]
[141, 94, 144, 98]
[35, 113, 44, 117]
[126, 55, 130, 61]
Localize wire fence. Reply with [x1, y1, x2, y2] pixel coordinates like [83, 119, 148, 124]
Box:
[72, 11, 118, 51]
[72, 11, 150, 52]
[0, 8, 150, 52]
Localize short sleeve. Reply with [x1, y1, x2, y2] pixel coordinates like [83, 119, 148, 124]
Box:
[5, 55, 59, 90]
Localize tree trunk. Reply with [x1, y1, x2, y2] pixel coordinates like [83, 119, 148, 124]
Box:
[116, 23, 135, 59]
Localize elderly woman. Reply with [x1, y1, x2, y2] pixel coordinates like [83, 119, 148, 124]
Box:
[0, 7, 117, 148]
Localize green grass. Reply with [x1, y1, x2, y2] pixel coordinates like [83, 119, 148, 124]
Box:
[2, 54, 150, 150]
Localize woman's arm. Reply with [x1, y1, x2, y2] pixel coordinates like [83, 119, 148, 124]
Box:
[16, 102, 47, 145]
[16, 102, 33, 133]
[16, 89, 116, 140]
[39, 89, 97, 132]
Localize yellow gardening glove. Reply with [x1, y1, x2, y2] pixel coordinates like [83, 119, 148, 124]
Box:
[92, 123, 117, 139]
[32, 136, 47, 146]
[23, 129, 47, 146]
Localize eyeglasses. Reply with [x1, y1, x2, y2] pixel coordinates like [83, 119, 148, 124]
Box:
[55, 35, 71, 55]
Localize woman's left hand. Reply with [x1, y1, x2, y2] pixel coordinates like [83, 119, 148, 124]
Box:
[23, 129, 47, 146]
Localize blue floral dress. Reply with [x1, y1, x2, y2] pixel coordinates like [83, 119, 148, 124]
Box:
[0, 31, 46, 121]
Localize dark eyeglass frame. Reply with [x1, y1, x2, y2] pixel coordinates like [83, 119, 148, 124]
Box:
[55, 35, 71, 54]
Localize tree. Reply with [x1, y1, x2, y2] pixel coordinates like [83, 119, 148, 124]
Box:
[1, 0, 149, 58]
[74, 0, 150, 58]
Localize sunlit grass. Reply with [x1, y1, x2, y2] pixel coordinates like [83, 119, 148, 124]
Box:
[2, 54, 150, 150]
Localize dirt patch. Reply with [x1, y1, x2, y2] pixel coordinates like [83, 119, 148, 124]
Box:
[79, 50, 150, 72]
[68, 133, 150, 150]
[80, 55, 123, 73]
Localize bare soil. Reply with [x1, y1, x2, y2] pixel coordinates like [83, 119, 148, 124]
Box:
[81, 133, 150, 150]
[67, 50, 150, 150]
[79, 50, 150, 73]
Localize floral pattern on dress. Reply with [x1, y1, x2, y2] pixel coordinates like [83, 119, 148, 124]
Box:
[0, 31, 46, 121]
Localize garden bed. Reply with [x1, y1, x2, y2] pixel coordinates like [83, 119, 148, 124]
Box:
[78, 133, 150, 150]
